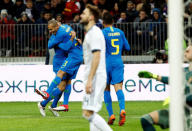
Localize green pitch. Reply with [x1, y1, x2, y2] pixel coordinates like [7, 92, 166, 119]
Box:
[0, 101, 168, 131]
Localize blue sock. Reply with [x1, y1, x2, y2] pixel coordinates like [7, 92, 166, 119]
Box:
[104, 91, 113, 117]
[63, 84, 71, 105]
[51, 92, 62, 108]
[46, 76, 61, 94]
[116, 89, 125, 112]
[41, 96, 52, 107]
[41, 88, 62, 107]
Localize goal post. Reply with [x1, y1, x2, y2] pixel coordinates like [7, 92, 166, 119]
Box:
[168, 0, 184, 131]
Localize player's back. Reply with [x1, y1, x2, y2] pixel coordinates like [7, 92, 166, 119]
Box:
[102, 26, 130, 64]
[58, 24, 83, 61]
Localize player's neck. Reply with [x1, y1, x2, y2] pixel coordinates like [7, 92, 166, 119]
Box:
[104, 24, 112, 28]
[85, 21, 95, 32]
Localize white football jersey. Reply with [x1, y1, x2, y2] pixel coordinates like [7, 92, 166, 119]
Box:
[83, 25, 106, 79]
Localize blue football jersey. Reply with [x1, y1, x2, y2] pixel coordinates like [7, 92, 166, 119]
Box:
[102, 26, 130, 63]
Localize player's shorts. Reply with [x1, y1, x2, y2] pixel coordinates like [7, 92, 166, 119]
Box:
[53, 58, 66, 74]
[157, 109, 169, 129]
[82, 73, 106, 112]
[59, 57, 82, 80]
[106, 63, 124, 85]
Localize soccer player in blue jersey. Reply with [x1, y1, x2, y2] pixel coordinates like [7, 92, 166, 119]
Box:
[35, 20, 83, 116]
[102, 12, 130, 126]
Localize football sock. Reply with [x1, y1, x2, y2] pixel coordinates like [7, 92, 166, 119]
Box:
[51, 92, 62, 108]
[46, 76, 61, 94]
[116, 89, 125, 112]
[63, 84, 71, 105]
[41, 88, 62, 107]
[141, 116, 156, 131]
[90, 113, 112, 131]
[104, 91, 113, 117]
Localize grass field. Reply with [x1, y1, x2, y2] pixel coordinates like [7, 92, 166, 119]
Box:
[0, 101, 169, 131]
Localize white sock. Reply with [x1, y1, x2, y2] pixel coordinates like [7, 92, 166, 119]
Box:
[90, 122, 101, 131]
[90, 113, 112, 131]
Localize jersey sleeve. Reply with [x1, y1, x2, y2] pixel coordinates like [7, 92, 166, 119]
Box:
[121, 31, 130, 51]
[48, 31, 66, 49]
[89, 31, 102, 52]
[58, 40, 73, 51]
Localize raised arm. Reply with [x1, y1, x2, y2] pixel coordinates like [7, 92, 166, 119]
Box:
[48, 32, 65, 49]
[138, 71, 169, 84]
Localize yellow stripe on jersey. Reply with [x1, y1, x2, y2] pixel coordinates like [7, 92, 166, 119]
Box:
[110, 26, 114, 32]
[66, 27, 70, 32]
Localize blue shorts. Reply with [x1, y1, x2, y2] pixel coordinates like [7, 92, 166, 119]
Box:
[59, 57, 82, 80]
[53, 57, 66, 74]
[106, 63, 124, 85]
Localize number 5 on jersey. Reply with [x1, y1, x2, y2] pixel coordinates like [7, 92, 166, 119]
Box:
[111, 39, 119, 55]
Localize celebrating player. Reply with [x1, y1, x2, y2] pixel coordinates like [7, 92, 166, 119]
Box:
[35, 20, 83, 116]
[80, 4, 112, 131]
[102, 12, 130, 126]
[138, 45, 192, 131]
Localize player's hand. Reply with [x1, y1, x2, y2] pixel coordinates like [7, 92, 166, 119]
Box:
[77, 39, 82, 44]
[70, 31, 76, 41]
[85, 80, 92, 94]
[138, 71, 158, 79]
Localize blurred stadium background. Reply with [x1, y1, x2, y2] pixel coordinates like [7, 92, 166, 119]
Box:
[0, 0, 191, 130]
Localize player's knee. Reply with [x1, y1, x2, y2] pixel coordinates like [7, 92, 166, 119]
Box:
[140, 114, 154, 127]
[57, 70, 66, 78]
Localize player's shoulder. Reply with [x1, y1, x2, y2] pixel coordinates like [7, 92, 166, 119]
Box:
[88, 25, 103, 36]
[114, 27, 124, 34]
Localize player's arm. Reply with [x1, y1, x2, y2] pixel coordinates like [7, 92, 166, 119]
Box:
[48, 32, 65, 49]
[86, 50, 100, 94]
[58, 31, 76, 51]
[122, 31, 130, 51]
[86, 34, 102, 94]
[138, 71, 169, 84]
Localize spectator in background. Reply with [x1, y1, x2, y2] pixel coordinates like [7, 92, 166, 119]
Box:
[149, 8, 165, 50]
[0, 9, 15, 57]
[0, 0, 14, 17]
[110, 2, 120, 23]
[24, 0, 40, 23]
[70, 13, 83, 39]
[90, 0, 99, 6]
[126, 1, 138, 22]
[133, 9, 151, 54]
[36, 11, 52, 24]
[152, 50, 168, 63]
[136, 0, 151, 16]
[98, 0, 111, 11]
[18, 11, 33, 24]
[12, 0, 26, 23]
[162, 0, 167, 17]
[62, 0, 80, 22]
[55, 13, 65, 23]
[51, 0, 65, 18]
[42, 1, 52, 14]
[80, 0, 90, 13]
[117, 11, 128, 23]
[70, 13, 80, 23]
[16, 12, 33, 56]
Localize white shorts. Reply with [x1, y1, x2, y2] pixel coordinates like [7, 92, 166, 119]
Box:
[82, 73, 106, 112]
